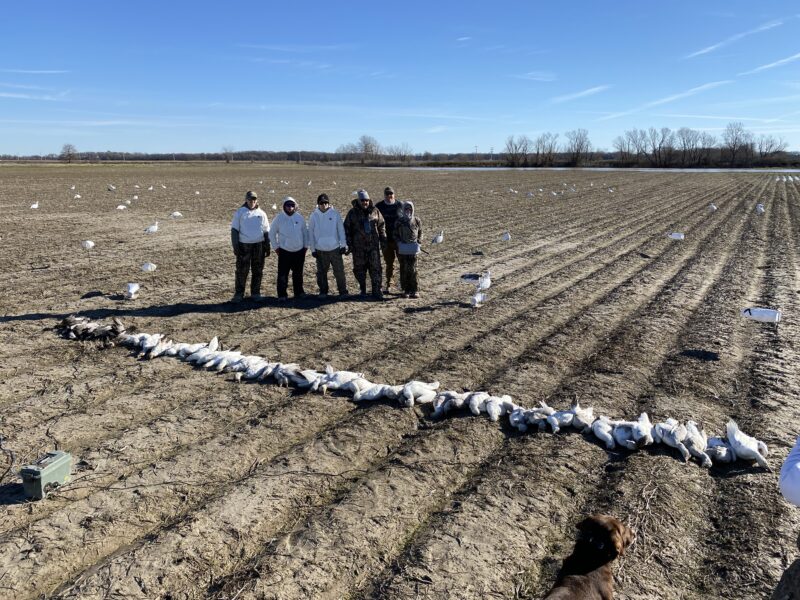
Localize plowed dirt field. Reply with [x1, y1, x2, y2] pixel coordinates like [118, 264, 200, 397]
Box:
[1, 164, 799, 599]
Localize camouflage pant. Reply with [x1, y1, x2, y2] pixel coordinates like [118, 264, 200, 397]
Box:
[235, 242, 266, 295]
[382, 239, 399, 287]
[351, 247, 382, 293]
[398, 254, 418, 294]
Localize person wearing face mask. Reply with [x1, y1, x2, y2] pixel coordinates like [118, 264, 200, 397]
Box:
[268, 196, 309, 301]
[308, 193, 349, 299]
[394, 200, 423, 298]
[343, 189, 386, 299]
[230, 190, 270, 303]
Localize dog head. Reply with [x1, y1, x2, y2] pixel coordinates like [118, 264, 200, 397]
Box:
[576, 514, 635, 561]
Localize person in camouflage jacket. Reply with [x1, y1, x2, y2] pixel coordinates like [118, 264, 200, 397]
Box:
[344, 189, 386, 299]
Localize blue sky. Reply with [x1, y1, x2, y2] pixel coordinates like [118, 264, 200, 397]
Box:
[1, 1, 799, 155]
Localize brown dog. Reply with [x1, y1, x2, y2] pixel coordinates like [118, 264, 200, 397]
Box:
[544, 514, 635, 600]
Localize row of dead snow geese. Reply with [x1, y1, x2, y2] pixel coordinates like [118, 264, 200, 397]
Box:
[55, 315, 771, 470]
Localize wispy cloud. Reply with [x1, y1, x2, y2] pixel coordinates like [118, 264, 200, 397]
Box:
[513, 70, 556, 82]
[0, 91, 68, 101]
[0, 118, 201, 127]
[551, 85, 611, 104]
[739, 51, 800, 75]
[686, 20, 783, 58]
[599, 80, 733, 120]
[456, 36, 471, 42]
[0, 69, 70, 74]
[653, 112, 781, 123]
[254, 57, 332, 70]
[385, 111, 490, 122]
[0, 82, 52, 91]
[238, 43, 352, 53]
[426, 125, 447, 133]
[712, 93, 800, 108]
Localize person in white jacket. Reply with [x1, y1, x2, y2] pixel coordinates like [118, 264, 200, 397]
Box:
[230, 190, 270, 302]
[308, 193, 349, 298]
[268, 196, 309, 301]
[781, 436, 800, 507]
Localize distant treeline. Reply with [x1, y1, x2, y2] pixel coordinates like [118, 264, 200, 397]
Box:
[3, 124, 799, 168]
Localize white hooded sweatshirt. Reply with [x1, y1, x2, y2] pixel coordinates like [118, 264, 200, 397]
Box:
[781, 435, 800, 506]
[308, 206, 347, 252]
[269, 211, 308, 252]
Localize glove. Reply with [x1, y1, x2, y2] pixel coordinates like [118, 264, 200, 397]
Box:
[380, 239, 387, 253]
[340, 247, 347, 255]
[274, 248, 281, 256]
[311, 251, 319, 258]
[264, 245, 271, 257]
[231, 229, 241, 256]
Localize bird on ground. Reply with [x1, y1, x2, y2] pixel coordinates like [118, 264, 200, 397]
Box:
[471, 291, 488, 307]
[125, 283, 140, 300]
[70, 185, 76, 190]
[527, 402, 557, 431]
[709, 203, 717, 212]
[161, 184, 167, 189]
[611, 420, 638, 450]
[307, 180, 312, 186]
[726, 420, 769, 469]
[706, 436, 737, 464]
[195, 191, 200, 195]
[134, 184, 140, 189]
[570, 403, 595, 432]
[148, 185, 154, 191]
[432, 391, 468, 417]
[400, 380, 440, 407]
[108, 184, 116, 191]
[144, 221, 159, 234]
[477, 270, 491, 291]
[432, 231, 444, 244]
[133, 195, 138, 200]
[74, 194, 81, 199]
[170, 211, 183, 218]
[591, 416, 615, 449]
[125, 200, 131, 205]
[546, 409, 575, 433]
[653, 418, 691, 462]
[501, 231, 512, 241]
[509, 407, 529, 432]
[685, 421, 713, 468]
[81, 240, 95, 250]
[632, 412, 654, 447]
[117, 205, 127, 210]
[30, 202, 39, 209]
[485, 395, 515, 422]
[756, 203, 765, 215]
[271, 204, 277, 210]
[467, 391, 491, 415]
[141, 262, 157, 272]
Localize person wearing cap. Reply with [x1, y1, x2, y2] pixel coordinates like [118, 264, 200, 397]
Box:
[308, 193, 349, 298]
[394, 200, 423, 298]
[230, 190, 270, 303]
[375, 186, 404, 294]
[268, 196, 309, 301]
[343, 189, 386, 299]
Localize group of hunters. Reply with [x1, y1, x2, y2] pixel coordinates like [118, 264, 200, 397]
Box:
[230, 186, 423, 303]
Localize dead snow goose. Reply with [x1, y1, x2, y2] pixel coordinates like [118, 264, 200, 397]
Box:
[685, 420, 712, 468]
[467, 391, 491, 415]
[509, 407, 529, 432]
[432, 391, 468, 417]
[591, 416, 615, 449]
[632, 412, 654, 447]
[612, 420, 638, 450]
[569, 403, 595, 433]
[706, 436, 737, 464]
[726, 420, 769, 469]
[400, 380, 441, 407]
[546, 409, 575, 433]
[653, 418, 691, 462]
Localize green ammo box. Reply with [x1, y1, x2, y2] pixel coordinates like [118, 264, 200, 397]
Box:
[20, 451, 72, 500]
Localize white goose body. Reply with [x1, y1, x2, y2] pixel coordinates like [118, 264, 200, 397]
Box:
[726, 420, 768, 468]
[591, 416, 615, 449]
[612, 420, 638, 450]
[546, 410, 575, 434]
[706, 436, 737, 463]
[685, 420, 712, 468]
[654, 418, 690, 462]
[400, 380, 440, 407]
[467, 391, 491, 415]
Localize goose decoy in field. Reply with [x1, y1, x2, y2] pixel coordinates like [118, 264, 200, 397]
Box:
[653, 418, 691, 462]
[740, 307, 781, 323]
[591, 416, 615, 449]
[144, 221, 159, 234]
[708, 203, 717, 212]
[161, 184, 167, 189]
[74, 194, 81, 199]
[70, 185, 76, 190]
[148, 185, 154, 191]
[432, 231, 444, 244]
[667, 232, 685, 240]
[471, 291, 488, 307]
[124, 282, 140, 300]
[726, 420, 769, 469]
[756, 203, 765, 215]
[706, 436, 737, 464]
[501, 231, 512, 241]
[133, 195, 138, 200]
[170, 211, 183, 218]
[195, 191, 200, 195]
[134, 184, 140, 188]
[117, 205, 127, 210]
[477, 270, 491, 291]
[307, 180, 312, 186]
[30, 201, 39, 209]
[141, 262, 157, 272]
[107, 184, 116, 191]
[81, 240, 95, 250]
[685, 421, 713, 468]
[272, 203, 277, 210]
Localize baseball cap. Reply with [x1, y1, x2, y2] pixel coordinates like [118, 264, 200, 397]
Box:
[317, 193, 330, 204]
[384, 186, 395, 195]
[245, 190, 258, 201]
[357, 189, 370, 200]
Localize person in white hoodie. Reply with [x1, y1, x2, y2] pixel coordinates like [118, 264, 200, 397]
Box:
[308, 193, 349, 298]
[781, 436, 800, 507]
[269, 196, 309, 301]
[230, 190, 270, 303]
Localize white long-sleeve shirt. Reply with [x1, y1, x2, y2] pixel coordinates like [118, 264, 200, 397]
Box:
[231, 205, 269, 243]
[308, 207, 347, 252]
[780, 435, 800, 506]
[269, 211, 308, 252]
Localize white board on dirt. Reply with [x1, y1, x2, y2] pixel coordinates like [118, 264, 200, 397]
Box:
[741, 307, 781, 323]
